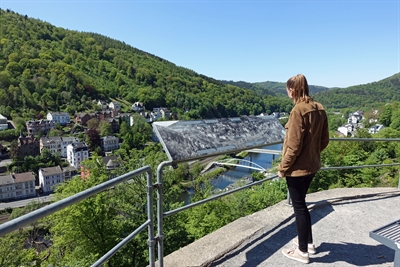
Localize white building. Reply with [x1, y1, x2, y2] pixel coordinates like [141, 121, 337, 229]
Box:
[97, 100, 108, 109]
[40, 136, 78, 158]
[368, 124, 385, 134]
[0, 114, 7, 131]
[100, 136, 119, 152]
[338, 124, 354, 137]
[13, 172, 36, 199]
[0, 172, 36, 201]
[132, 102, 145, 111]
[40, 136, 62, 156]
[60, 137, 79, 158]
[109, 101, 121, 111]
[151, 107, 170, 121]
[0, 174, 15, 200]
[348, 112, 363, 124]
[67, 142, 89, 168]
[47, 112, 70, 126]
[38, 166, 63, 193]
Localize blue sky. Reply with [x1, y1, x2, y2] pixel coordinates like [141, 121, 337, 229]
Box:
[1, 0, 399, 88]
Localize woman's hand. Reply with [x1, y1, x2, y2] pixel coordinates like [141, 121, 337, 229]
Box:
[278, 171, 285, 178]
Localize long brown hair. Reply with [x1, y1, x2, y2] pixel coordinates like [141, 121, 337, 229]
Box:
[286, 74, 312, 103]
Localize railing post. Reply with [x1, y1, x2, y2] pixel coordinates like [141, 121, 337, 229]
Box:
[156, 161, 172, 267]
[398, 169, 400, 190]
[147, 171, 156, 267]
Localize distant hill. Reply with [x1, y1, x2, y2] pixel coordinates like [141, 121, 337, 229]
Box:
[220, 80, 278, 96]
[222, 75, 400, 110]
[312, 73, 400, 109]
[221, 80, 330, 96]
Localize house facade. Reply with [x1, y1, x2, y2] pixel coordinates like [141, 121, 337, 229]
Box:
[62, 166, 79, 181]
[47, 112, 70, 126]
[97, 100, 108, 110]
[0, 172, 36, 201]
[0, 174, 15, 200]
[38, 165, 63, 193]
[40, 136, 62, 156]
[347, 111, 364, 124]
[67, 142, 89, 168]
[368, 124, 385, 134]
[109, 101, 121, 111]
[40, 136, 79, 158]
[74, 113, 92, 126]
[40, 136, 78, 158]
[151, 107, 171, 121]
[17, 134, 40, 158]
[26, 119, 55, 135]
[115, 113, 131, 125]
[132, 102, 145, 112]
[60, 137, 79, 158]
[100, 136, 119, 152]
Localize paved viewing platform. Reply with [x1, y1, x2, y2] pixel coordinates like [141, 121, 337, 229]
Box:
[162, 187, 400, 267]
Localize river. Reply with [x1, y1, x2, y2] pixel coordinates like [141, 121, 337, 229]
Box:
[181, 143, 282, 204]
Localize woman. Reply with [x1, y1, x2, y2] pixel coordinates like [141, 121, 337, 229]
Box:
[278, 74, 329, 264]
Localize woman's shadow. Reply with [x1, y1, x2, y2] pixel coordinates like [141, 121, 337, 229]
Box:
[311, 241, 394, 265]
[209, 196, 397, 267]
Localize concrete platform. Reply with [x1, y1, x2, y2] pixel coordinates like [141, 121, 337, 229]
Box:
[162, 187, 400, 267]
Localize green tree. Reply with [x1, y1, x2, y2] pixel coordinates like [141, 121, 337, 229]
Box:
[389, 108, 400, 131]
[131, 114, 152, 149]
[85, 128, 100, 151]
[0, 232, 39, 266]
[86, 117, 100, 129]
[48, 157, 135, 266]
[379, 105, 392, 126]
[99, 120, 112, 137]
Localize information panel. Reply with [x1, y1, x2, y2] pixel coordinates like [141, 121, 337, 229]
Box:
[152, 115, 285, 162]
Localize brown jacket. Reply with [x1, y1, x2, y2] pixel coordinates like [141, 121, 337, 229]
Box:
[278, 99, 329, 177]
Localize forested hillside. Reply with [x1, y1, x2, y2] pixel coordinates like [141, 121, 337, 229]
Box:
[223, 74, 400, 111]
[220, 80, 279, 96]
[0, 9, 292, 120]
[254, 81, 331, 96]
[221, 80, 331, 97]
[312, 73, 400, 109]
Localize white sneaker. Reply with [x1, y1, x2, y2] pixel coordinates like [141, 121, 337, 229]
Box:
[282, 247, 310, 264]
[293, 238, 317, 254]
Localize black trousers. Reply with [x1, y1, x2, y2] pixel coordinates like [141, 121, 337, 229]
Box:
[286, 173, 315, 253]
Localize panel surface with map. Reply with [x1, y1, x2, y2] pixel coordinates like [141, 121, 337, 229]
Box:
[152, 115, 285, 162]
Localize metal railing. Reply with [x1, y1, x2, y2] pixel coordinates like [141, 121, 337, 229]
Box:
[0, 165, 156, 267]
[0, 138, 400, 267]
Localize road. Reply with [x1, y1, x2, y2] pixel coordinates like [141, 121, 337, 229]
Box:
[0, 195, 53, 210]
